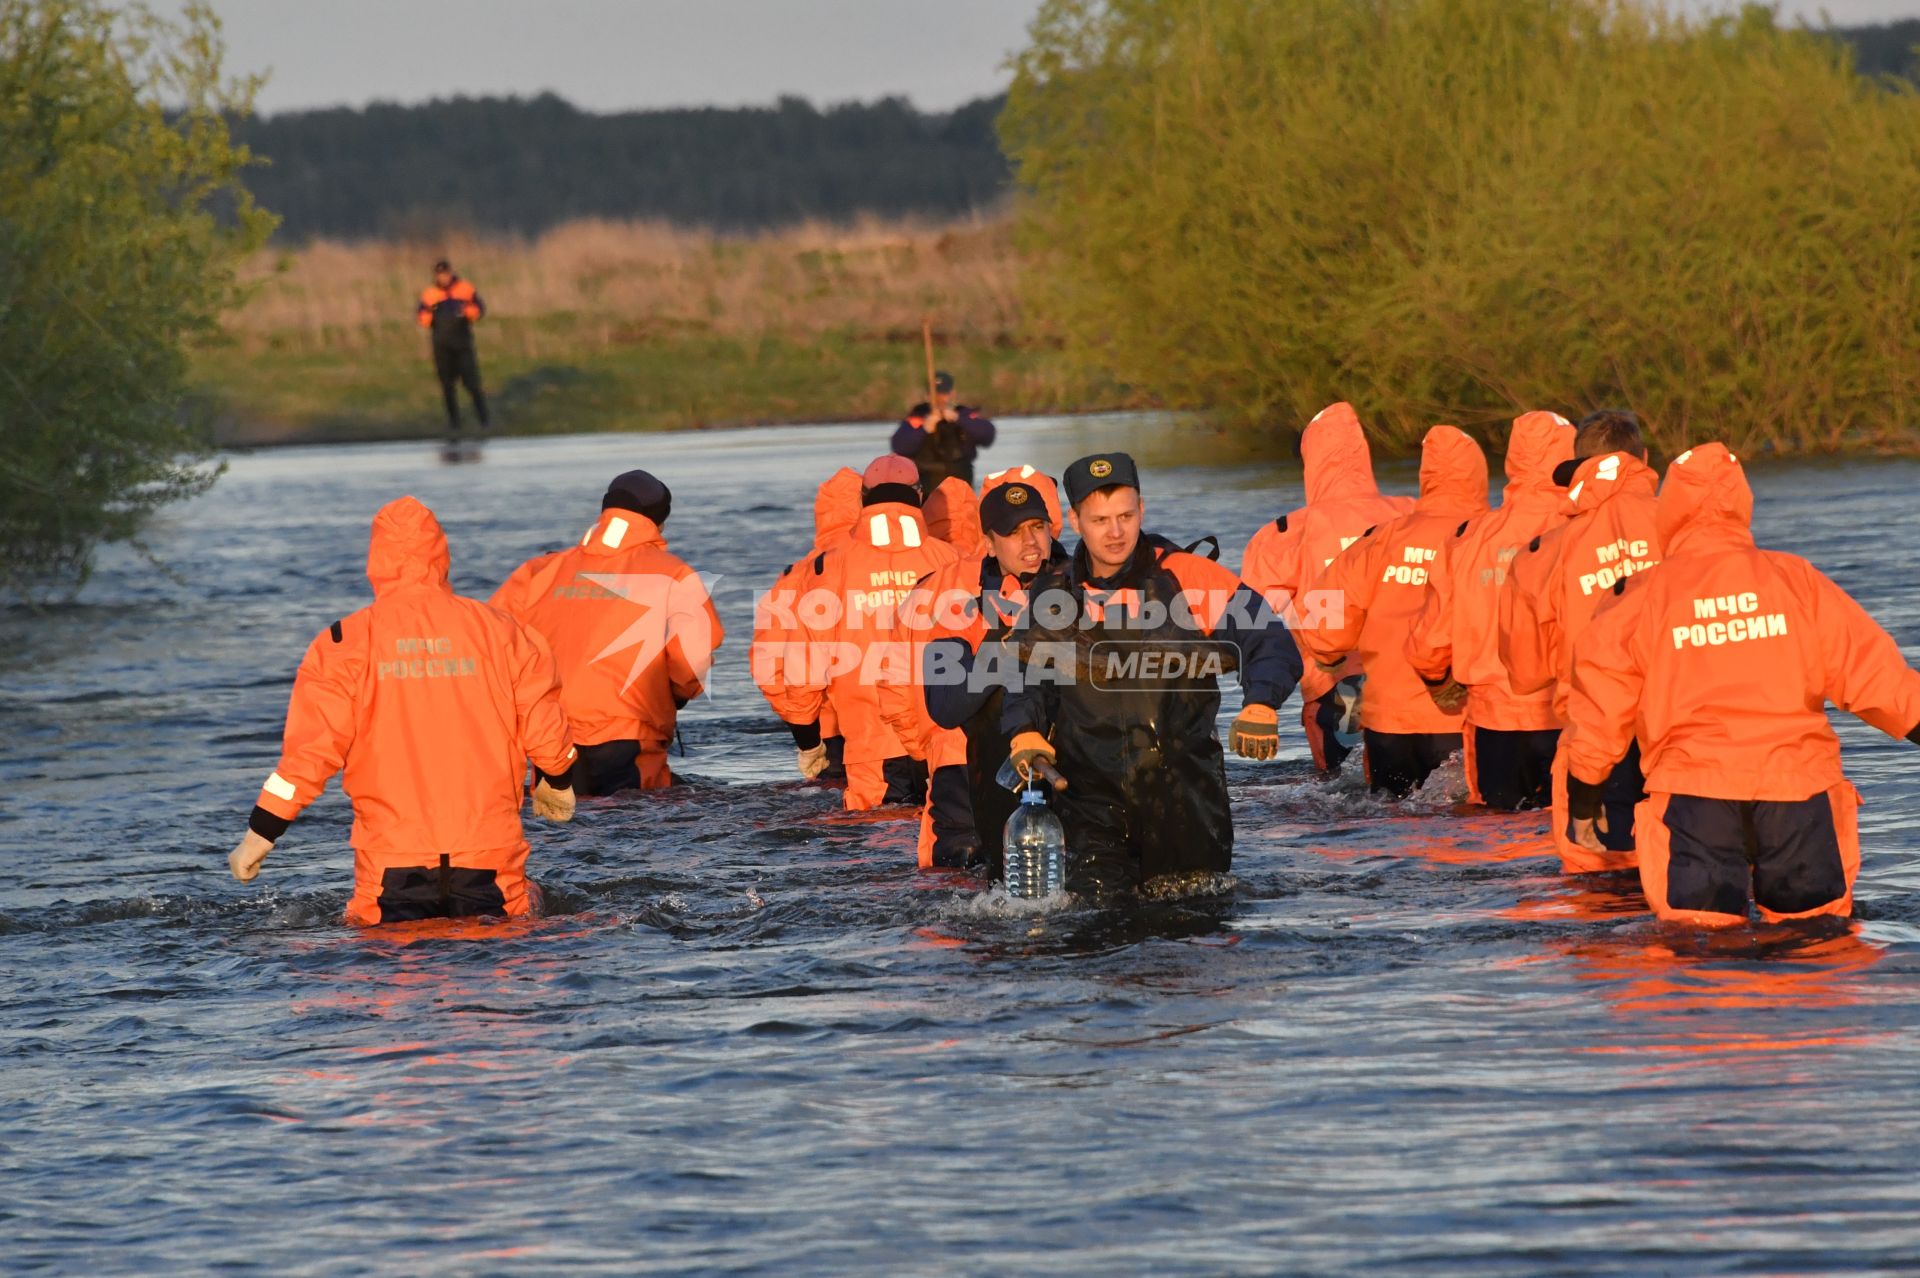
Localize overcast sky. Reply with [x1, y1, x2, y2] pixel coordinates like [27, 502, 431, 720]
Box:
[206, 0, 1920, 117]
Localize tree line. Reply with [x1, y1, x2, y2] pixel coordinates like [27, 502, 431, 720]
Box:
[1000, 0, 1920, 458]
[230, 92, 1010, 242]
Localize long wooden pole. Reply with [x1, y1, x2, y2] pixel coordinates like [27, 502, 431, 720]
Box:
[921, 317, 938, 416]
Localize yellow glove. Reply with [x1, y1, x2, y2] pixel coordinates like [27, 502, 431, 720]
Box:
[796, 743, 830, 779]
[1009, 731, 1058, 784]
[1229, 704, 1281, 760]
[229, 831, 273, 883]
[533, 777, 576, 823]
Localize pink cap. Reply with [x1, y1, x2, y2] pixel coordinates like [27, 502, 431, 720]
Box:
[862, 454, 920, 488]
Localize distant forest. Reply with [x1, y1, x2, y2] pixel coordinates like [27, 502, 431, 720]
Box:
[232, 93, 1010, 242]
[232, 22, 1919, 243]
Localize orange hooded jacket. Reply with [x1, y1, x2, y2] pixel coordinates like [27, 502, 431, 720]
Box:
[981, 465, 1065, 538]
[761, 497, 960, 807]
[1298, 425, 1490, 735]
[1406, 411, 1575, 731]
[753, 468, 863, 730]
[1567, 443, 1920, 802]
[490, 508, 723, 769]
[925, 477, 984, 557]
[1501, 449, 1662, 724]
[251, 497, 577, 925]
[1243, 403, 1416, 703]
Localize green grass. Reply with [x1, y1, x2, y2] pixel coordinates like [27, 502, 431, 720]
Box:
[192, 320, 1129, 447]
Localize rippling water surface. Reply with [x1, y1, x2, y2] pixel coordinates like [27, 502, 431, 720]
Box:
[6, 417, 1920, 1276]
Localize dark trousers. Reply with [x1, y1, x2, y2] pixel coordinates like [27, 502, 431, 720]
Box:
[434, 343, 489, 429]
[572, 739, 640, 797]
[1468, 725, 1560, 811]
[1362, 730, 1461, 797]
[927, 764, 981, 869]
[377, 856, 506, 923]
[882, 756, 930, 806]
[1647, 790, 1853, 922]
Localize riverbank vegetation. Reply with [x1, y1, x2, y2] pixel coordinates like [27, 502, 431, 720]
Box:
[193, 216, 1127, 445]
[1, 0, 272, 593]
[1000, 0, 1920, 456]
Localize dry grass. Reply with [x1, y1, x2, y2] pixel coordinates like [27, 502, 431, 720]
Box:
[224, 215, 1033, 359]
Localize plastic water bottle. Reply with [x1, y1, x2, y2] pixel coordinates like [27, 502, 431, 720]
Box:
[1001, 785, 1066, 899]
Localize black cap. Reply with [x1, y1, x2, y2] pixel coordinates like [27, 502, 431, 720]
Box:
[1061, 452, 1140, 506]
[1551, 458, 1580, 487]
[602, 469, 672, 525]
[979, 482, 1050, 536]
[432, 258, 451, 272]
[933, 370, 954, 394]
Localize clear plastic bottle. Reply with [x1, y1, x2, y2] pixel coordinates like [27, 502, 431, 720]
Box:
[1001, 784, 1066, 899]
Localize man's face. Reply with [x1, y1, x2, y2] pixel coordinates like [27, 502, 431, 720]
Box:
[987, 518, 1050, 578]
[1070, 487, 1142, 573]
[434, 268, 453, 288]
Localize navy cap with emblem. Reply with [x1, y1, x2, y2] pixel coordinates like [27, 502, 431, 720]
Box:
[979, 481, 1051, 536]
[1062, 452, 1141, 506]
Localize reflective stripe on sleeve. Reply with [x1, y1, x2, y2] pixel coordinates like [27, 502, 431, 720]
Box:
[263, 772, 297, 802]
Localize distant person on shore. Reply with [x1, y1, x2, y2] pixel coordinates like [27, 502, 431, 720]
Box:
[227, 496, 578, 926]
[1565, 443, 1920, 926]
[417, 258, 491, 434]
[1240, 402, 1414, 774]
[490, 470, 724, 795]
[892, 370, 995, 488]
[998, 453, 1300, 895]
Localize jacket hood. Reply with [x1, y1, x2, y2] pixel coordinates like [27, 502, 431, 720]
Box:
[924, 476, 983, 554]
[1300, 402, 1384, 505]
[813, 468, 864, 546]
[1503, 411, 1575, 496]
[1417, 425, 1492, 516]
[1567, 450, 1659, 516]
[982, 464, 1064, 536]
[579, 507, 666, 556]
[366, 496, 450, 596]
[1656, 442, 1753, 551]
[854, 500, 931, 549]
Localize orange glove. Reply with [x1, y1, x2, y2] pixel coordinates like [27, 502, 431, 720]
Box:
[1009, 731, 1058, 784]
[1229, 704, 1280, 759]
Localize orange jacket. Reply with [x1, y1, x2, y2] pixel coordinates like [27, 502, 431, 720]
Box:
[490, 509, 723, 749]
[252, 497, 577, 920]
[1406, 411, 1574, 730]
[760, 499, 960, 765]
[753, 468, 863, 724]
[1566, 443, 1920, 800]
[878, 550, 1001, 769]
[981, 464, 1064, 537]
[1242, 402, 1415, 701]
[925, 477, 984, 556]
[1298, 425, 1489, 734]
[416, 277, 483, 327]
[1500, 450, 1662, 723]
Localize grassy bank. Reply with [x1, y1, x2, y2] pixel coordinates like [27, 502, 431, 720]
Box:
[193, 217, 1131, 446]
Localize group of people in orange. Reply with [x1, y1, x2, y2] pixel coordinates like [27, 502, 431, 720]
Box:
[227, 396, 1920, 932]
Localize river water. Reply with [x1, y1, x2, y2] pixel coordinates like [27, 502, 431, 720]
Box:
[5, 416, 1920, 1276]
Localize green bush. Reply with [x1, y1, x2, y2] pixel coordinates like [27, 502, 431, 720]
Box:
[0, 0, 272, 595]
[1001, 0, 1920, 455]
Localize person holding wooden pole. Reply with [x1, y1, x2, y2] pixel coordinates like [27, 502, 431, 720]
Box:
[890, 319, 996, 488]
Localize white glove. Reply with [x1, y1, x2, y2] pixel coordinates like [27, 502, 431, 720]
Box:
[230, 831, 273, 883]
[796, 743, 830, 779]
[533, 777, 576, 823]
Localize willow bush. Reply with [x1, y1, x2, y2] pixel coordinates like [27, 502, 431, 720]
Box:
[1000, 0, 1920, 454]
[0, 1, 272, 595]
